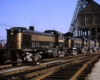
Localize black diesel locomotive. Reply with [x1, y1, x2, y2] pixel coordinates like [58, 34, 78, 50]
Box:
[0, 26, 65, 64]
[0, 26, 99, 64]
[64, 36, 99, 55]
[64, 32, 100, 55]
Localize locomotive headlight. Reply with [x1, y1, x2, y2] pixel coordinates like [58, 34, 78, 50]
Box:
[10, 32, 13, 35]
[10, 28, 14, 35]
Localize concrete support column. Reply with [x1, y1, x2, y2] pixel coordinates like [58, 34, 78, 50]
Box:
[82, 30, 84, 36]
[79, 30, 80, 36]
[83, 31, 85, 36]
[85, 31, 86, 36]
[89, 28, 91, 39]
[78, 30, 79, 36]
[81, 30, 82, 36]
[95, 28, 97, 39]
[84, 31, 86, 36]
[80, 30, 81, 36]
[86, 30, 88, 36]
[83, 30, 85, 36]
[79, 30, 81, 36]
[84, 31, 85, 36]
[83, 31, 84, 36]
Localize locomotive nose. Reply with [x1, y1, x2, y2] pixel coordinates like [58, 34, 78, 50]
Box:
[7, 28, 14, 36]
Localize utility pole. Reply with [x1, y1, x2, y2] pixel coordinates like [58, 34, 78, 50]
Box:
[0, 40, 6, 49]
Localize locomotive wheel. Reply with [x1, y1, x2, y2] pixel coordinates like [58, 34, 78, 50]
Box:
[62, 51, 66, 57]
[83, 50, 87, 54]
[64, 52, 69, 56]
[48, 53, 53, 58]
[12, 63, 18, 66]
[56, 51, 65, 57]
[52, 49, 58, 58]
[53, 53, 57, 58]
[64, 51, 67, 57]
[90, 49, 92, 53]
[56, 54, 59, 58]
[72, 49, 77, 55]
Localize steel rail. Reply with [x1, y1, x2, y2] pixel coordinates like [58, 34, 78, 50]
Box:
[1, 56, 88, 80]
[29, 55, 99, 80]
[1, 56, 85, 77]
[70, 56, 99, 80]
[19, 56, 92, 80]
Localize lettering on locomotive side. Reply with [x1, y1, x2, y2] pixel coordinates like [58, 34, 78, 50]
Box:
[31, 34, 55, 42]
[74, 40, 82, 44]
[31, 34, 35, 41]
[45, 36, 55, 42]
[59, 40, 64, 42]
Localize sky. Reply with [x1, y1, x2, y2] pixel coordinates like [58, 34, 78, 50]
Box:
[0, 0, 100, 40]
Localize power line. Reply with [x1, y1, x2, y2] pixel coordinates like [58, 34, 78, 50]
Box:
[0, 23, 11, 40]
[0, 22, 12, 28]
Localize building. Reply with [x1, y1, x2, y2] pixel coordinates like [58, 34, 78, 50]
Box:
[78, 0, 100, 40]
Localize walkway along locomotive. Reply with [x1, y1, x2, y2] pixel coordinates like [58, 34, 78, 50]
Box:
[0, 26, 99, 65]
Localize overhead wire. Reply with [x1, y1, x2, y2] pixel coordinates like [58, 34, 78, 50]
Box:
[0, 22, 12, 41]
[0, 22, 12, 28]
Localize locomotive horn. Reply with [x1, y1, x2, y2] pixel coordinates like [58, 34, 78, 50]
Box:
[29, 26, 34, 31]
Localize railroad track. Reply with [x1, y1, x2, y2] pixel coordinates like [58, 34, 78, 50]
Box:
[0, 57, 60, 71]
[0, 53, 97, 80]
[76, 55, 99, 80]
[0, 63, 23, 71]
[40, 54, 100, 80]
[0, 54, 83, 71]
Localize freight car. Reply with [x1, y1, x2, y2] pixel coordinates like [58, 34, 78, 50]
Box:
[0, 26, 65, 64]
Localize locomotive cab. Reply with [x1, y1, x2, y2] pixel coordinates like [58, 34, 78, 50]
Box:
[44, 30, 65, 57]
[6, 27, 27, 49]
[44, 30, 64, 49]
[63, 35, 88, 55]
